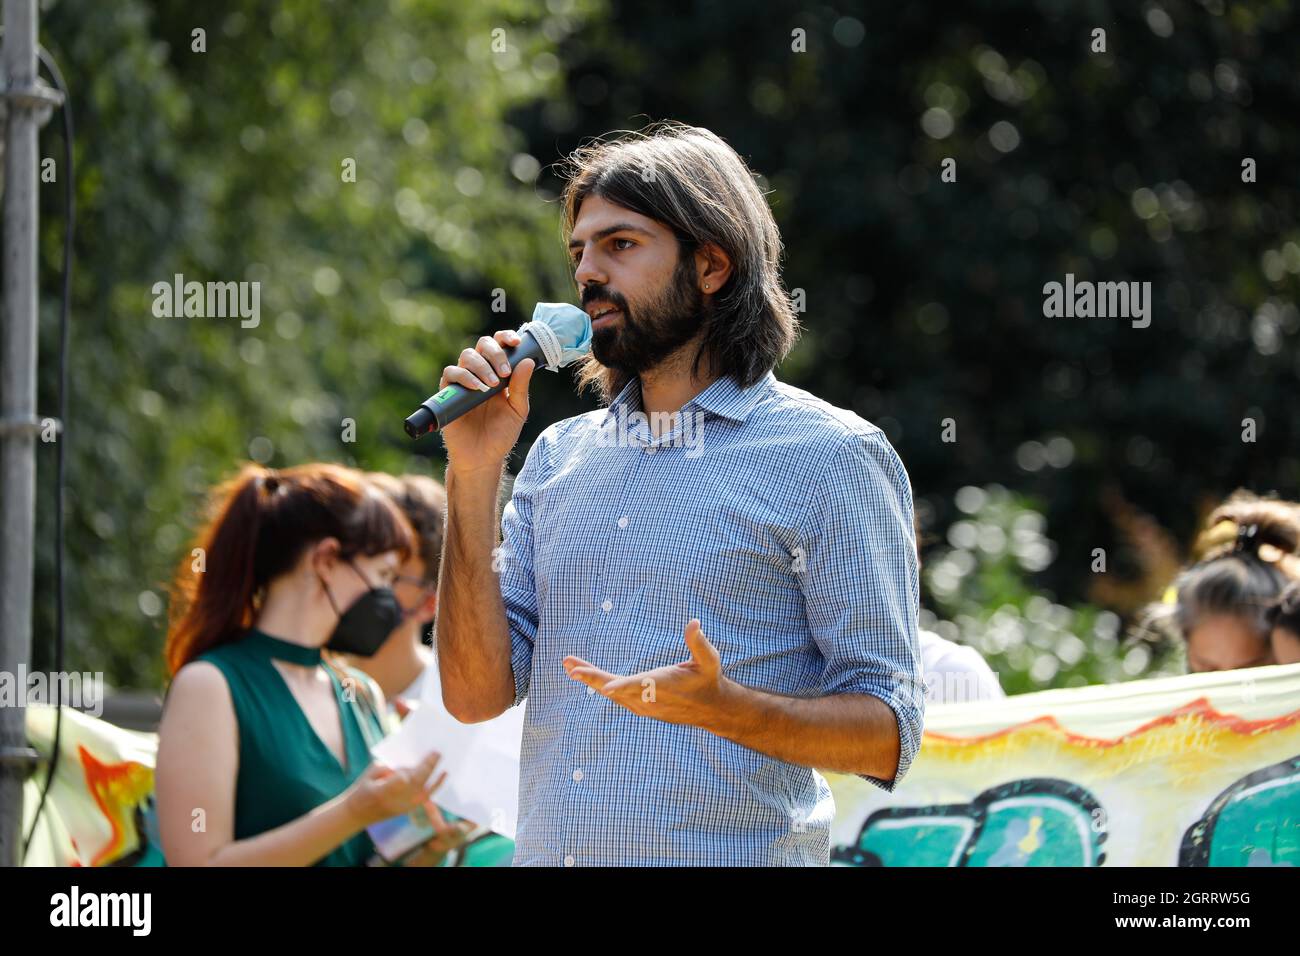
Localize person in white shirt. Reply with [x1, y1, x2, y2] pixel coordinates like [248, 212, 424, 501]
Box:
[919, 629, 1005, 705]
[915, 515, 1005, 707]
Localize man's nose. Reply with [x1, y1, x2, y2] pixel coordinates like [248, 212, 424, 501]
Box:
[574, 248, 606, 288]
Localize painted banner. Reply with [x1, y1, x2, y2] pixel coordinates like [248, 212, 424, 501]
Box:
[826, 662, 1300, 866]
[23, 704, 161, 867]
[22, 663, 1300, 866]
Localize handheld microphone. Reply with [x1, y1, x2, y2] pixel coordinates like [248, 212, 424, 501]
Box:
[404, 302, 592, 438]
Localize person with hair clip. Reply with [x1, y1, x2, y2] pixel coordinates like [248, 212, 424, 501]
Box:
[156, 462, 457, 866]
[1266, 580, 1300, 666]
[1158, 493, 1300, 673]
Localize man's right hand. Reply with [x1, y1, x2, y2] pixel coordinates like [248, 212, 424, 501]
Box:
[437, 329, 536, 471]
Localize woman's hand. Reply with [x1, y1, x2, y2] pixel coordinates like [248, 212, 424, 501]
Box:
[344, 750, 446, 829]
[400, 803, 479, 867]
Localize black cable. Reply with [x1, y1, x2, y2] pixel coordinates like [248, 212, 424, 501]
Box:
[21, 45, 74, 861]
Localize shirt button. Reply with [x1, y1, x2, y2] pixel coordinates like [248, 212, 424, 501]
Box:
[586, 685, 595, 695]
[617, 516, 629, 529]
[601, 599, 613, 612]
[644, 445, 658, 454]
[572, 768, 584, 782]
[564, 855, 575, 867]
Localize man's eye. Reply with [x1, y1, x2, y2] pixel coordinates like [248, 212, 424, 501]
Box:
[613, 238, 635, 251]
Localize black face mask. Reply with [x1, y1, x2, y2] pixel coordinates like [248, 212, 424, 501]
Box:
[322, 559, 404, 657]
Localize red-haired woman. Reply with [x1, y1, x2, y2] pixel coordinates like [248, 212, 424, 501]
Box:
[156, 463, 450, 866]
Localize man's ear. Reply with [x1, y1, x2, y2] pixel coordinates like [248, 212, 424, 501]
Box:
[695, 242, 733, 293]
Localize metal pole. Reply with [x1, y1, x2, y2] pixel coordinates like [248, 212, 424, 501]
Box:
[0, 0, 52, 867]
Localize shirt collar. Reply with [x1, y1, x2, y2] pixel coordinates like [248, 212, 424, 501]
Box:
[603, 369, 775, 424]
[686, 369, 775, 422]
[605, 376, 642, 421]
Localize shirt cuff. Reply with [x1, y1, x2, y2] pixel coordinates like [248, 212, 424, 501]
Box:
[833, 681, 924, 793]
[501, 584, 537, 708]
[508, 625, 533, 709]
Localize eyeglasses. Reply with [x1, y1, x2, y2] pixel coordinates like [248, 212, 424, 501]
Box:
[344, 561, 430, 593]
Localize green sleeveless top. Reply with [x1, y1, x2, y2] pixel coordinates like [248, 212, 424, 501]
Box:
[196, 628, 384, 867]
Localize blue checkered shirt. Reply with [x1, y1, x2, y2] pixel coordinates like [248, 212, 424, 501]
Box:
[498, 369, 923, 866]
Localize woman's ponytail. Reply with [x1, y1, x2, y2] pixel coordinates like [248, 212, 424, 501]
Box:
[165, 465, 275, 675]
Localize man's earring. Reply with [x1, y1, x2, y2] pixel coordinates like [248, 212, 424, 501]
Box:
[704, 283, 710, 291]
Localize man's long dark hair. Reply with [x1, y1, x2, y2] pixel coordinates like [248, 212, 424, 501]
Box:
[557, 121, 800, 403]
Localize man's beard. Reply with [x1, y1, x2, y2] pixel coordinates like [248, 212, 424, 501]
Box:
[585, 252, 704, 376]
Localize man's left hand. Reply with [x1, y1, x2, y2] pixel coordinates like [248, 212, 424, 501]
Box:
[562, 618, 733, 727]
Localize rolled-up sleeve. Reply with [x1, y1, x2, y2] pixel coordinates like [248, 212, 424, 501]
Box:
[498, 431, 549, 708]
[797, 428, 924, 792]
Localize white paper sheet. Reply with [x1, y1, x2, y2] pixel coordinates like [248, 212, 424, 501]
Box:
[368, 663, 525, 841]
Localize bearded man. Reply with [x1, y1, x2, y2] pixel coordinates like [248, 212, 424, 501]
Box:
[435, 122, 924, 866]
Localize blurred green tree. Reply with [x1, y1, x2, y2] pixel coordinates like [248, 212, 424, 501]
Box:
[521, 0, 1299, 686]
[32, 0, 601, 686]
[921, 484, 1185, 696]
[25, 0, 1300, 697]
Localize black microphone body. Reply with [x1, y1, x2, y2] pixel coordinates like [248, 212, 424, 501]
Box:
[404, 330, 547, 437]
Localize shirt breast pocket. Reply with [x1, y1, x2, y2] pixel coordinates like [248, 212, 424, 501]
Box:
[528, 451, 626, 605]
[668, 476, 807, 669]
